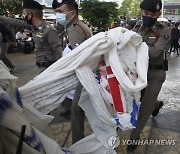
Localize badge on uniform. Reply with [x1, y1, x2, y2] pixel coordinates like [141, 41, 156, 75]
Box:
[57, 0, 62, 3]
[36, 32, 43, 38]
[163, 35, 169, 40]
[148, 37, 156, 39]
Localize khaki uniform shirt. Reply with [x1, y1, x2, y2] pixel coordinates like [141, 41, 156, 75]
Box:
[66, 18, 92, 49]
[0, 16, 62, 63]
[133, 21, 171, 65]
[33, 21, 62, 62]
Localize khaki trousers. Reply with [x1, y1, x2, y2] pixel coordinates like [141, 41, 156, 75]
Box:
[130, 69, 166, 139]
[71, 82, 85, 144]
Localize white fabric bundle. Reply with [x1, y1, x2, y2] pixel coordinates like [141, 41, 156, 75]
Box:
[18, 27, 149, 153]
[19, 27, 148, 114]
[0, 60, 66, 154]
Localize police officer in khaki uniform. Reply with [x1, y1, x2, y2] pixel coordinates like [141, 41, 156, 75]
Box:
[23, 0, 62, 69]
[127, 0, 171, 152]
[0, 0, 62, 71]
[52, 0, 92, 144]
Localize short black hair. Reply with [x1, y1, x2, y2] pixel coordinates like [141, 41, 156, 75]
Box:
[66, 2, 78, 15]
[31, 9, 43, 19]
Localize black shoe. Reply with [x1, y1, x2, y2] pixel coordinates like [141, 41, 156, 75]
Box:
[152, 101, 164, 117]
[60, 110, 71, 116]
[127, 137, 139, 152]
[10, 66, 15, 74]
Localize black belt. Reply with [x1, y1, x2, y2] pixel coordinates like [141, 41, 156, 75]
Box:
[36, 60, 56, 68]
[36, 61, 46, 67]
[149, 64, 164, 70]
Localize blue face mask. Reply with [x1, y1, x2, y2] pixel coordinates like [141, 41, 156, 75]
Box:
[142, 16, 157, 27]
[56, 13, 69, 26]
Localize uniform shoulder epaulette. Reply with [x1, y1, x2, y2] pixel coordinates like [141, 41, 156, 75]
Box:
[156, 21, 168, 29]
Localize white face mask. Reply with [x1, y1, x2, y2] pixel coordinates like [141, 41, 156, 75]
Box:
[56, 13, 68, 26]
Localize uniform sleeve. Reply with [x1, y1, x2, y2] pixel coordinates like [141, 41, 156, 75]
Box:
[0, 15, 31, 29]
[68, 24, 92, 49]
[0, 22, 15, 42]
[148, 25, 171, 58]
[46, 28, 63, 59]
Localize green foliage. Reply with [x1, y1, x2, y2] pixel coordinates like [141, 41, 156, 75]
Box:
[119, 0, 142, 19]
[80, 0, 119, 29]
[0, 0, 22, 16]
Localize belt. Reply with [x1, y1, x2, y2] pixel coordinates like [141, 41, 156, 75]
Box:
[149, 63, 164, 70]
[36, 61, 46, 67]
[36, 60, 56, 68]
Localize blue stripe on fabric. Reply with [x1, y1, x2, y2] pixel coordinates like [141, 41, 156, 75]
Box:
[16, 88, 23, 108]
[24, 128, 43, 152]
[130, 99, 138, 127]
[113, 114, 121, 125]
[0, 92, 13, 118]
[34, 143, 41, 151]
[95, 76, 100, 84]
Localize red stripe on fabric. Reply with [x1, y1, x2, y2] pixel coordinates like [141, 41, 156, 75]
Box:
[106, 66, 124, 113]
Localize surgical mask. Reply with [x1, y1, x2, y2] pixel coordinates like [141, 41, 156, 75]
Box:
[142, 16, 157, 27]
[56, 13, 69, 26]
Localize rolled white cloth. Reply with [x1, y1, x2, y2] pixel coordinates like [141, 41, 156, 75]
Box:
[18, 27, 149, 153]
[19, 27, 148, 114]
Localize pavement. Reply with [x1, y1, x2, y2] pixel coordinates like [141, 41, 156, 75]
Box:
[8, 52, 180, 154]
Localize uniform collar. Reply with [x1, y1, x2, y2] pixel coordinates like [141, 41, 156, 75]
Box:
[66, 18, 79, 29]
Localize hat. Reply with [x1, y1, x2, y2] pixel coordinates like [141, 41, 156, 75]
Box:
[23, 0, 43, 10]
[140, 0, 162, 12]
[52, 0, 75, 9]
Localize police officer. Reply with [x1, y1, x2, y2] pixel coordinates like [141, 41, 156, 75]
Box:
[0, 21, 15, 73]
[52, 0, 92, 143]
[23, 0, 62, 70]
[0, 0, 62, 71]
[127, 0, 171, 152]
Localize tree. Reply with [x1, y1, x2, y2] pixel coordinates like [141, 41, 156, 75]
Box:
[80, 0, 119, 30]
[0, 0, 22, 16]
[119, 0, 141, 19]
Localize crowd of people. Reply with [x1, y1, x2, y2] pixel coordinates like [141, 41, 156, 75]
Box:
[0, 0, 179, 153]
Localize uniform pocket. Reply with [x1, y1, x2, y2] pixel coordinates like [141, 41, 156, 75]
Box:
[36, 36, 44, 43]
[147, 37, 156, 46]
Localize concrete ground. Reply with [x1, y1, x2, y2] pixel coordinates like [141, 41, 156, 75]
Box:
[8, 52, 180, 154]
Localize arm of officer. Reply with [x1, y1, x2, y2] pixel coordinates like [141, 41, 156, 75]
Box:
[148, 24, 171, 58]
[0, 15, 31, 29]
[68, 23, 92, 49]
[0, 22, 15, 42]
[46, 27, 63, 59]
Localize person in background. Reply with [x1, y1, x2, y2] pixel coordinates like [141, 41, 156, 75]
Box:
[0, 21, 15, 73]
[22, 0, 62, 71]
[52, 0, 92, 143]
[16, 28, 34, 53]
[127, 0, 171, 152]
[169, 22, 180, 56]
[120, 16, 129, 28]
[0, 0, 63, 72]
